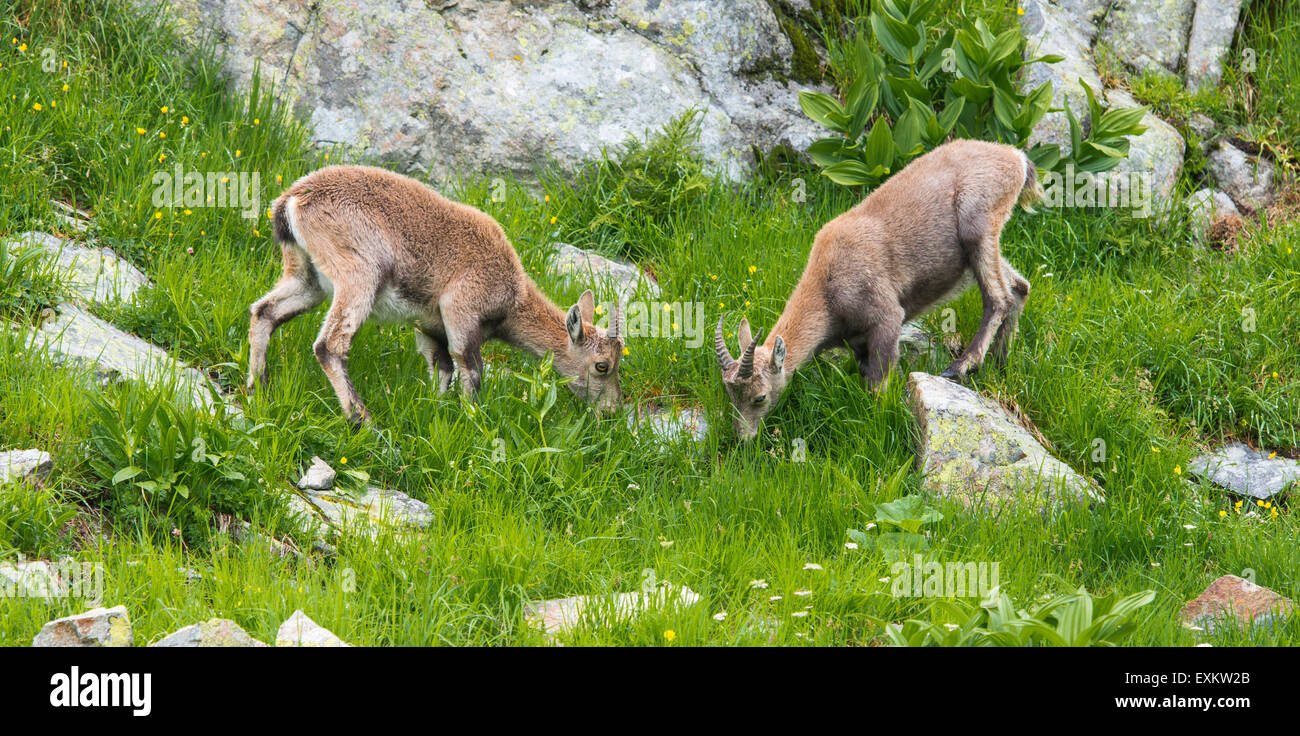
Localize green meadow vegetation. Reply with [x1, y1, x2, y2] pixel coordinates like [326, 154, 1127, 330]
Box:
[0, 0, 1296, 645]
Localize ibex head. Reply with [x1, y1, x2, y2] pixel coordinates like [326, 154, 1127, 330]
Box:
[557, 289, 623, 413]
[715, 316, 787, 440]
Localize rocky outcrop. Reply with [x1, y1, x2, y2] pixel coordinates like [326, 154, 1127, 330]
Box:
[1187, 443, 1300, 501]
[33, 606, 133, 647]
[907, 372, 1103, 510]
[1182, 574, 1293, 634]
[290, 483, 433, 541]
[1020, 0, 1104, 153]
[24, 303, 225, 412]
[7, 231, 149, 305]
[524, 583, 701, 638]
[547, 242, 661, 301]
[150, 0, 824, 182]
[0, 449, 53, 486]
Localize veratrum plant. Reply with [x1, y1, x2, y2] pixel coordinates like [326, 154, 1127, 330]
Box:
[878, 585, 1156, 647]
[799, 0, 1145, 186]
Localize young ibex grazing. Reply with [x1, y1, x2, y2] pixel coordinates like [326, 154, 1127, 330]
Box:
[716, 139, 1039, 439]
[247, 165, 624, 422]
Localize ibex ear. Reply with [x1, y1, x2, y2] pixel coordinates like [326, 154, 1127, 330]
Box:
[771, 335, 786, 374]
[738, 318, 752, 349]
[577, 289, 595, 324]
[566, 303, 584, 344]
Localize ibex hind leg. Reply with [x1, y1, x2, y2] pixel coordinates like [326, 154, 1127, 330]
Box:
[942, 209, 1015, 382]
[247, 243, 324, 391]
[990, 258, 1029, 368]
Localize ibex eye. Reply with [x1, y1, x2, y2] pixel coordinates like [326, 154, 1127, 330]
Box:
[595, 362, 610, 374]
[752, 396, 767, 406]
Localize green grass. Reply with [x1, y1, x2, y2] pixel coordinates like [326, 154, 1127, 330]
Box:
[0, 0, 1297, 646]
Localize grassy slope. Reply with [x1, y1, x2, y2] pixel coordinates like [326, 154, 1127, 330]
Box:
[0, 0, 1296, 646]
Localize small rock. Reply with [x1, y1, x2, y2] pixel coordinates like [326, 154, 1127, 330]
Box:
[50, 200, 93, 233]
[907, 372, 1103, 510]
[626, 405, 709, 445]
[297, 456, 337, 491]
[296, 485, 433, 537]
[33, 605, 133, 647]
[1188, 112, 1217, 140]
[1186, 0, 1247, 91]
[0, 449, 53, 486]
[1206, 140, 1278, 213]
[1187, 443, 1300, 501]
[899, 321, 946, 364]
[1187, 188, 1241, 234]
[524, 584, 701, 638]
[275, 610, 350, 647]
[7, 231, 149, 304]
[547, 242, 660, 301]
[152, 618, 268, 647]
[1181, 575, 1293, 634]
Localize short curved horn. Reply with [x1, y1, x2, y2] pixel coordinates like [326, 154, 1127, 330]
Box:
[607, 297, 621, 340]
[715, 316, 735, 371]
[738, 328, 764, 379]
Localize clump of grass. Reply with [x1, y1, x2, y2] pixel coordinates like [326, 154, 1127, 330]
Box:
[0, 235, 61, 321]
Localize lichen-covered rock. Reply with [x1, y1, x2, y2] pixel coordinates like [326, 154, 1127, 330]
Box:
[0, 449, 53, 486]
[1100, 0, 1197, 75]
[1187, 443, 1300, 500]
[548, 243, 660, 300]
[1020, 0, 1104, 154]
[1187, 188, 1241, 234]
[899, 322, 946, 366]
[275, 609, 350, 647]
[149, 0, 823, 183]
[152, 618, 268, 647]
[1186, 0, 1247, 90]
[50, 200, 92, 233]
[1181, 574, 1293, 634]
[24, 303, 224, 412]
[1103, 88, 1185, 206]
[907, 372, 1103, 510]
[1206, 140, 1278, 213]
[297, 456, 337, 491]
[524, 584, 701, 637]
[7, 231, 149, 304]
[33, 605, 133, 647]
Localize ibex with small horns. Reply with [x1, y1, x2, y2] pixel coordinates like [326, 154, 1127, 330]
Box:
[247, 165, 624, 423]
[716, 140, 1038, 439]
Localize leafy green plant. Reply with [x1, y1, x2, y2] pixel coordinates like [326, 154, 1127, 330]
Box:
[85, 384, 277, 547]
[880, 585, 1157, 646]
[848, 478, 943, 561]
[800, 0, 1145, 185]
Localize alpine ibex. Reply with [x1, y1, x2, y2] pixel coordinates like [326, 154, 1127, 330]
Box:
[247, 165, 624, 423]
[716, 139, 1038, 439]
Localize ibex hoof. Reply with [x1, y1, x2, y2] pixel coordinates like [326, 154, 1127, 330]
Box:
[939, 367, 964, 382]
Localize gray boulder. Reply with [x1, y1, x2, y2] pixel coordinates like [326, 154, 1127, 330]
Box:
[548, 242, 661, 301]
[1100, 0, 1197, 75]
[5, 231, 149, 305]
[907, 372, 1103, 510]
[1186, 0, 1247, 90]
[33, 605, 133, 647]
[1187, 443, 1300, 501]
[275, 609, 350, 647]
[151, 0, 824, 183]
[1186, 187, 1241, 233]
[297, 456, 337, 491]
[1020, 0, 1104, 154]
[1103, 88, 1185, 207]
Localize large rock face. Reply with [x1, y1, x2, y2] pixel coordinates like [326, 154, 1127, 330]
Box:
[1186, 0, 1247, 90]
[1100, 0, 1197, 75]
[1020, 0, 1105, 153]
[151, 0, 823, 182]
